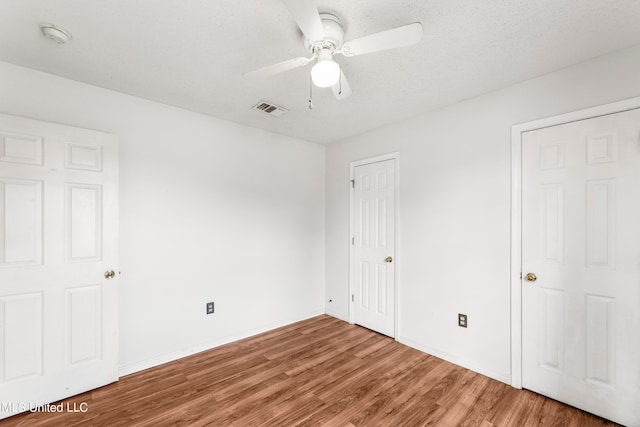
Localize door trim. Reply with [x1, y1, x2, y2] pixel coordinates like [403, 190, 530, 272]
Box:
[510, 97, 640, 388]
[349, 152, 400, 338]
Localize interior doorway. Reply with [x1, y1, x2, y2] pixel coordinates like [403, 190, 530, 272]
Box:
[349, 153, 398, 338]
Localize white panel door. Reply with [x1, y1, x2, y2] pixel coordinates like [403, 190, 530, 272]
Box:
[352, 159, 395, 337]
[0, 114, 118, 419]
[521, 108, 640, 426]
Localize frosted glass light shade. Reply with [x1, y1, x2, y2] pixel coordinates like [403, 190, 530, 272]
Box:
[311, 50, 340, 88]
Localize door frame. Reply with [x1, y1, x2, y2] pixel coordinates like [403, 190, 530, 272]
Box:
[510, 97, 640, 388]
[349, 152, 400, 338]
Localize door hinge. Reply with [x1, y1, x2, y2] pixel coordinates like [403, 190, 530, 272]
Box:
[351, 294, 354, 302]
[350, 179, 355, 188]
[519, 272, 522, 280]
[351, 236, 354, 245]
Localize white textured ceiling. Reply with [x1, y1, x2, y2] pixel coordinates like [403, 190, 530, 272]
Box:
[2, 1, 640, 144]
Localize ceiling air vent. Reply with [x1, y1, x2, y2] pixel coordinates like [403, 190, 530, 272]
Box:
[252, 101, 288, 117]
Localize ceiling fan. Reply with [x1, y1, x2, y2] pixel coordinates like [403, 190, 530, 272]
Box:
[243, 0, 423, 100]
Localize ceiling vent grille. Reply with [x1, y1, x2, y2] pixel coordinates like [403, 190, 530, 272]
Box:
[252, 101, 288, 117]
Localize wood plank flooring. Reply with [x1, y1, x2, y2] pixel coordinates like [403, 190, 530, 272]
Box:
[2, 315, 619, 426]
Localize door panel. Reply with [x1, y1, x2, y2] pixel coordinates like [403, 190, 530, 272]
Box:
[352, 158, 395, 337]
[0, 292, 43, 382]
[66, 183, 103, 261]
[0, 131, 43, 165]
[66, 285, 103, 365]
[0, 179, 43, 266]
[521, 108, 640, 427]
[0, 114, 118, 419]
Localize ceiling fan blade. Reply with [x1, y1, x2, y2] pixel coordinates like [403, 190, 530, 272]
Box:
[341, 22, 423, 57]
[280, 0, 325, 42]
[331, 70, 352, 99]
[243, 57, 311, 79]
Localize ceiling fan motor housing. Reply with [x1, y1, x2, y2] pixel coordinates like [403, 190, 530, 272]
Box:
[303, 13, 344, 53]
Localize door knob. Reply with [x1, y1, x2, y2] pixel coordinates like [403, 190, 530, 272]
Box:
[104, 270, 116, 279]
[385, 256, 393, 263]
[525, 272, 537, 282]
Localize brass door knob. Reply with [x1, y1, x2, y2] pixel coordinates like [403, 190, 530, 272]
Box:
[104, 270, 116, 279]
[385, 256, 393, 263]
[525, 272, 537, 282]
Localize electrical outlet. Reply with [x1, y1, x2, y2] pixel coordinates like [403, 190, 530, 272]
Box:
[458, 313, 467, 328]
[206, 302, 214, 315]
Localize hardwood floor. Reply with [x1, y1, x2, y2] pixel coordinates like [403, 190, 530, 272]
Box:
[3, 315, 619, 426]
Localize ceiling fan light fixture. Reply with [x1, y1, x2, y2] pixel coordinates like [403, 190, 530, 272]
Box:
[311, 49, 340, 88]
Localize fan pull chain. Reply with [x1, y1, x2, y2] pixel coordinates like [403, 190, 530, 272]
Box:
[338, 65, 342, 95]
[308, 75, 313, 110]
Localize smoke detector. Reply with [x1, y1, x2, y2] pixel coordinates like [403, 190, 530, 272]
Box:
[40, 24, 72, 44]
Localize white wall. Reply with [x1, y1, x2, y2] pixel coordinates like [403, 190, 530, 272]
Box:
[0, 61, 326, 374]
[325, 44, 640, 382]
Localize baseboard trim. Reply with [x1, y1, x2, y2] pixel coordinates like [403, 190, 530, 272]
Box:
[324, 308, 348, 322]
[398, 336, 511, 385]
[118, 309, 324, 377]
